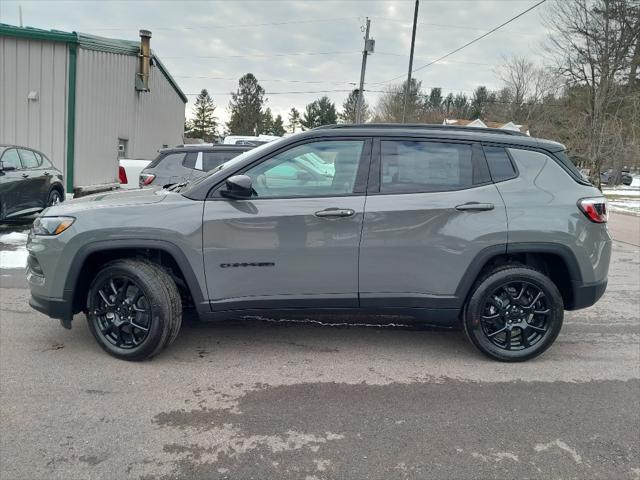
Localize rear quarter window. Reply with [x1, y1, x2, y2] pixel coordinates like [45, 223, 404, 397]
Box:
[483, 146, 517, 182]
[148, 152, 186, 169]
[507, 148, 590, 185]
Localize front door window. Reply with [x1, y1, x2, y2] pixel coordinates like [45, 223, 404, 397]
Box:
[243, 140, 365, 198]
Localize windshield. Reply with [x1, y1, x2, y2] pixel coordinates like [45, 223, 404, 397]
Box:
[183, 138, 288, 191]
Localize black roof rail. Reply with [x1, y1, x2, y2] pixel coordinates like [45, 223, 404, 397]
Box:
[313, 123, 527, 137]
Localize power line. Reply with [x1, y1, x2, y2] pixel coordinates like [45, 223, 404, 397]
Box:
[184, 89, 356, 96]
[378, 0, 548, 84]
[174, 75, 356, 86]
[162, 51, 357, 60]
[89, 17, 360, 31]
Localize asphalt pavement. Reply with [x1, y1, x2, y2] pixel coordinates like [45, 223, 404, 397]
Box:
[1, 214, 638, 480]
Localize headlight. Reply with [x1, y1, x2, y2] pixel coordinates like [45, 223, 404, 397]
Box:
[32, 216, 75, 236]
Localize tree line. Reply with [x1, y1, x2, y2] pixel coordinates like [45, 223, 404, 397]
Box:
[186, 0, 638, 186]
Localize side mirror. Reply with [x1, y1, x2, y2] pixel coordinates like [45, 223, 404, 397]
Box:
[221, 174, 253, 199]
[0, 161, 16, 172]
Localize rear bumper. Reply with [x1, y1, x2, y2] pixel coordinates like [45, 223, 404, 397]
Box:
[29, 293, 73, 328]
[568, 279, 608, 310]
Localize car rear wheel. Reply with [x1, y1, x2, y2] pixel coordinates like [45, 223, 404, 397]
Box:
[47, 189, 62, 206]
[463, 265, 564, 362]
[86, 259, 182, 361]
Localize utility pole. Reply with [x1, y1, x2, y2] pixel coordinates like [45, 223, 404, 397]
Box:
[356, 18, 374, 124]
[402, 0, 419, 123]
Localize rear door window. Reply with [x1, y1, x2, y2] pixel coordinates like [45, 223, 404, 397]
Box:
[18, 149, 41, 169]
[380, 140, 487, 193]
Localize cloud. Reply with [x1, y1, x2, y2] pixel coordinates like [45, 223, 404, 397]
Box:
[2, 0, 551, 124]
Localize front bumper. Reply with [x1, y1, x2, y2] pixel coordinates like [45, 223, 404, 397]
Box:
[568, 279, 608, 310]
[29, 293, 73, 329]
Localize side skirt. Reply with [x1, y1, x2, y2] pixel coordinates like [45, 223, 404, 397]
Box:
[197, 306, 461, 327]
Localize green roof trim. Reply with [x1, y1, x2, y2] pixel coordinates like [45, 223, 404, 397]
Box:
[0, 23, 187, 103]
[76, 32, 140, 55]
[0, 23, 76, 43]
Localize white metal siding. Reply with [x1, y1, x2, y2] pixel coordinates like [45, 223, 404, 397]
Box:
[74, 48, 184, 187]
[0, 36, 69, 174]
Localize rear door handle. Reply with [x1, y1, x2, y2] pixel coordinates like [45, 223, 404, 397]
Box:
[455, 202, 494, 211]
[43, 171, 52, 176]
[315, 208, 355, 218]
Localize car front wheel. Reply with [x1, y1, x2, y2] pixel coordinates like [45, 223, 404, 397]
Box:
[463, 265, 564, 362]
[86, 259, 182, 361]
[47, 189, 62, 206]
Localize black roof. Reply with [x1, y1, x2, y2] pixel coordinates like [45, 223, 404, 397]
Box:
[160, 144, 253, 153]
[306, 124, 565, 152]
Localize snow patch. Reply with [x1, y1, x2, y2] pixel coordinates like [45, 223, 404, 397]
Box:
[534, 439, 582, 464]
[0, 248, 28, 269]
[603, 188, 640, 197]
[608, 199, 640, 216]
[0, 231, 29, 246]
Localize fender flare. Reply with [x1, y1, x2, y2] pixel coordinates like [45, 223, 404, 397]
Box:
[454, 242, 583, 305]
[62, 238, 207, 314]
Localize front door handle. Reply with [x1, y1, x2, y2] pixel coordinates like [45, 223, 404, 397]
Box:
[315, 208, 355, 218]
[21, 173, 29, 178]
[455, 202, 494, 211]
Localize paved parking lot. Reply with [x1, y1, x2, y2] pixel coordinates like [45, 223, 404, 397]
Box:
[1, 214, 639, 480]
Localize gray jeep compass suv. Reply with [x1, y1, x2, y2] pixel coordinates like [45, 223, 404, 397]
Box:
[26, 124, 611, 362]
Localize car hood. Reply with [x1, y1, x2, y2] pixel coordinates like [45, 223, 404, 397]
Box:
[42, 188, 168, 215]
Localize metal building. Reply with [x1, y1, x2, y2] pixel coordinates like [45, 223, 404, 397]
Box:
[0, 24, 187, 194]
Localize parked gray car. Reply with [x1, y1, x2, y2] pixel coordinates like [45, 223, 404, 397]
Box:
[26, 124, 611, 362]
[139, 144, 251, 188]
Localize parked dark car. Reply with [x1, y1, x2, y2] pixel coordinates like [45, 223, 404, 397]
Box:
[600, 169, 633, 186]
[0, 145, 64, 220]
[139, 145, 252, 188]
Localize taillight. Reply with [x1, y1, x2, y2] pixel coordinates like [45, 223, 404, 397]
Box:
[139, 173, 155, 186]
[118, 166, 128, 184]
[578, 197, 608, 223]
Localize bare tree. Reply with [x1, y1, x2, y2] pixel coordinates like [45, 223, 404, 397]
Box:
[495, 55, 559, 122]
[544, 0, 640, 186]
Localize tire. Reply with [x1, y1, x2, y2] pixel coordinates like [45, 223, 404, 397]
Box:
[86, 259, 182, 361]
[463, 265, 564, 362]
[47, 188, 63, 206]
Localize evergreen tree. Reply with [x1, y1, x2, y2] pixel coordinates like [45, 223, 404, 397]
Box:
[261, 108, 274, 135]
[469, 85, 490, 119]
[188, 89, 217, 141]
[272, 114, 286, 136]
[339, 89, 369, 123]
[427, 88, 443, 112]
[288, 107, 301, 133]
[301, 96, 338, 129]
[227, 73, 266, 135]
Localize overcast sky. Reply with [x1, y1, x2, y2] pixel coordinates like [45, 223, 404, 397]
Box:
[1, 0, 553, 125]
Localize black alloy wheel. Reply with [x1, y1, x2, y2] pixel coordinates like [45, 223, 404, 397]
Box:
[90, 275, 152, 349]
[479, 281, 550, 351]
[463, 266, 564, 362]
[86, 259, 182, 361]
